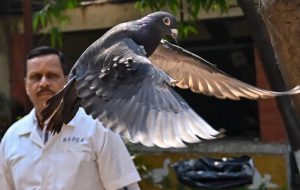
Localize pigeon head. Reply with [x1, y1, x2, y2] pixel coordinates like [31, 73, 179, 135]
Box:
[135, 11, 178, 56]
[144, 11, 178, 41]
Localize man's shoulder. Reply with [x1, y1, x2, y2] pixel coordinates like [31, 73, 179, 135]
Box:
[62, 108, 111, 144]
[11, 115, 31, 126]
[71, 108, 101, 125]
[3, 113, 33, 138]
[67, 107, 106, 131]
[11, 111, 33, 127]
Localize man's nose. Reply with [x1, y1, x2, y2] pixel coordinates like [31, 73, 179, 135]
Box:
[39, 76, 50, 87]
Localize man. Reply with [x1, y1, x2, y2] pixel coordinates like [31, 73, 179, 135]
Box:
[0, 46, 141, 190]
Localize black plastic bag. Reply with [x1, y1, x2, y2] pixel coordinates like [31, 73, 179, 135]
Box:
[172, 155, 254, 189]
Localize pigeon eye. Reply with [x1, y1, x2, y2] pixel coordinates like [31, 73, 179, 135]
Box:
[162, 17, 171, 26]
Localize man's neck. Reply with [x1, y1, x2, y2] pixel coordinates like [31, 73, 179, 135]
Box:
[35, 111, 45, 130]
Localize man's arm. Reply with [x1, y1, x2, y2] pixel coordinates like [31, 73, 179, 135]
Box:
[95, 126, 141, 190]
[0, 138, 15, 190]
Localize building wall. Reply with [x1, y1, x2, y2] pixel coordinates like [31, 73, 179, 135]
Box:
[0, 15, 25, 134]
[0, 19, 10, 97]
[0, 14, 23, 96]
[255, 48, 287, 142]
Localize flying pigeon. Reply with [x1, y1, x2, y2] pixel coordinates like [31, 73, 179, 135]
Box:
[42, 11, 300, 148]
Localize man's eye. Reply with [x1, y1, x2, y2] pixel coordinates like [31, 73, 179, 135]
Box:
[30, 75, 41, 81]
[48, 73, 59, 80]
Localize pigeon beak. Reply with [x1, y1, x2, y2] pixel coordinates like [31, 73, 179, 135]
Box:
[171, 29, 178, 43]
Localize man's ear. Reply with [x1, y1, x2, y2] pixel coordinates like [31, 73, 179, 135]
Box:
[24, 78, 29, 95]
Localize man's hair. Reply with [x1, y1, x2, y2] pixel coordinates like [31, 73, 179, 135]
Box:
[25, 46, 69, 76]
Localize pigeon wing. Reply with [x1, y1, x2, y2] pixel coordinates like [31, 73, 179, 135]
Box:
[150, 40, 300, 100]
[76, 38, 219, 148]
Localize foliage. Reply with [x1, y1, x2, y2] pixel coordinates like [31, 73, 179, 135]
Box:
[33, 0, 79, 47]
[32, 0, 230, 47]
[135, 0, 229, 38]
[135, 0, 229, 17]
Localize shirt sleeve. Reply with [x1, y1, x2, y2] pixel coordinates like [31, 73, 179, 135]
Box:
[0, 137, 15, 190]
[95, 127, 141, 190]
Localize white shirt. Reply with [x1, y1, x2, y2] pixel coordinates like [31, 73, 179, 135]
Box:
[0, 108, 141, 190]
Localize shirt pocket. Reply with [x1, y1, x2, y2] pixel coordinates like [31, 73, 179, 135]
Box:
[63, 143, 96, 162]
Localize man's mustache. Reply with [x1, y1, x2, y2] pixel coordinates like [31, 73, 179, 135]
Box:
[37, 88, 55, 96]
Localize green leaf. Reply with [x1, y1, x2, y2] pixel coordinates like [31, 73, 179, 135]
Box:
[167, 0, 179, 13]
[40, 13, 47, 28]
[66, 0, 78, 9]
[33, 12, 40, 31]
[50, 27, 63, 48]
[60, 15, 71, 26]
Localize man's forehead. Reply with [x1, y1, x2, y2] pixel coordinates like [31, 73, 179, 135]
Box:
[26, 54, 64, 74]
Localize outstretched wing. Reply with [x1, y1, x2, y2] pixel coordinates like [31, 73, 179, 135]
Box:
[75, 38, 219, 148]
[150, 40, 300, 100]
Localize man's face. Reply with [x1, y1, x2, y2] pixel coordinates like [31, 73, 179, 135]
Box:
[25, 54, 66, 115]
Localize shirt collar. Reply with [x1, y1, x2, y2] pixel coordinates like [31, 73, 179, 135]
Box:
[17, 109, 38, 136]
[17, 108, 81, 136]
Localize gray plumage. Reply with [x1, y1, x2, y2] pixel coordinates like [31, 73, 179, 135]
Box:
[42, 11, 300, 148]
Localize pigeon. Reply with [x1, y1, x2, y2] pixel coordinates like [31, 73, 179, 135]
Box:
[42, 11, 300, 148]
